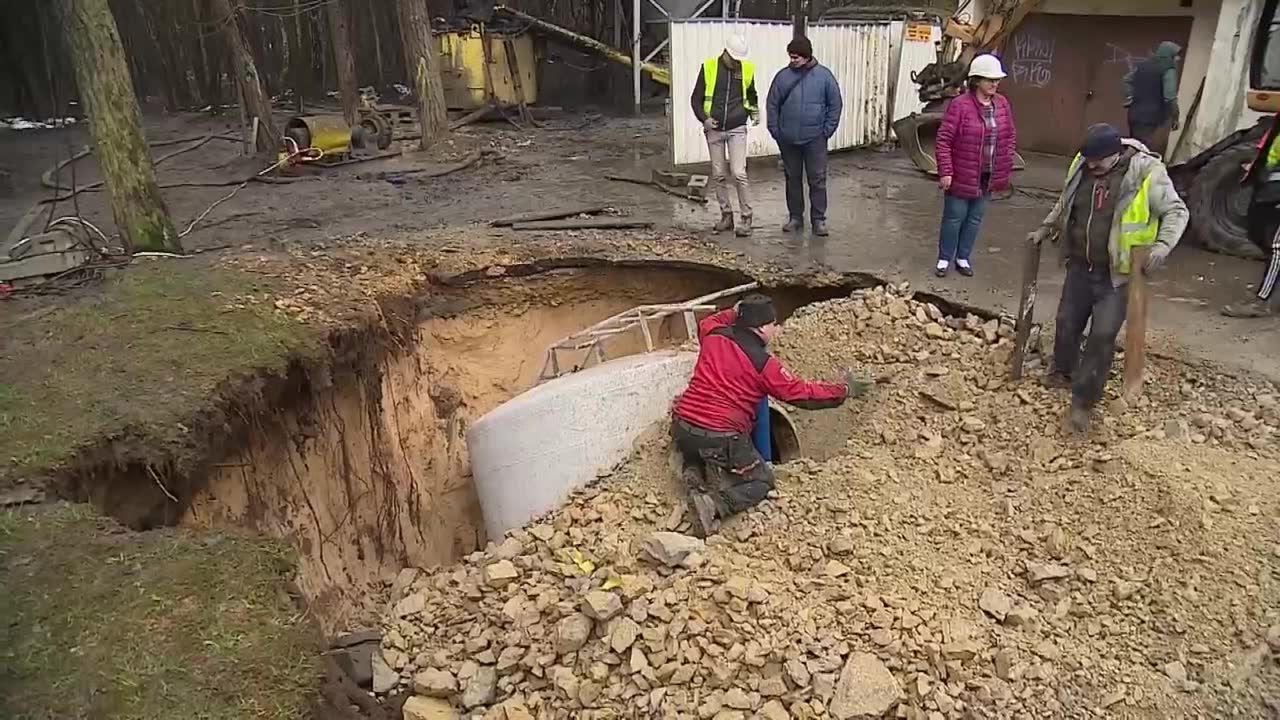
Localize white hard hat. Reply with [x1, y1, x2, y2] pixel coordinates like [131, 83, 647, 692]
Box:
[968, 54, 1007, 80]
[726, 35, 749, 61]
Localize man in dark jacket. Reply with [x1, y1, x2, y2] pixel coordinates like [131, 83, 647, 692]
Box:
[672, 294, 863, 536]
[1123, 41, 1181, 153]
[691, 35, 759, 237]
[767, 36, 843, 237]
[1029, 124, 1187, 432]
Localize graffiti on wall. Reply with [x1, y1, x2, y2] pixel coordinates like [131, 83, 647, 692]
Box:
[1010, 32, 1055, 88]
[1104, 43, 1152, 74]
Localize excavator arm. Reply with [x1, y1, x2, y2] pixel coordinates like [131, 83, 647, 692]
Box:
[895, 0, 1042, 175]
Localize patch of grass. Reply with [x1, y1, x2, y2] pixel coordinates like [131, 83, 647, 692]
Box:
[0, 504, 318, 719]
[0, 262, 318, 480]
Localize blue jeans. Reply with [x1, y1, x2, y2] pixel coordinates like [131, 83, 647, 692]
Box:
[937, 192, 990, 263]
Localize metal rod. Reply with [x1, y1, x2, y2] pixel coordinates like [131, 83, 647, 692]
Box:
[691, 0, 719, 20]
[645, 0, 671, 18]
[633, 0, 642, 112]
[644, 37, 670, 64]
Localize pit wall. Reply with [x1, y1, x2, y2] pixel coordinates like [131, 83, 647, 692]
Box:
[179, 266, 739, 631]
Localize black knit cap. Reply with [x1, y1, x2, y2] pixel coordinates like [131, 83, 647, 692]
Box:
[1082, 123, 1123, 160]
[734, 294, 778, 328]
[787, 36, 813, 59]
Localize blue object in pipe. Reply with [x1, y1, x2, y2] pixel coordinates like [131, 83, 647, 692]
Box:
[752, 397, 772, 462]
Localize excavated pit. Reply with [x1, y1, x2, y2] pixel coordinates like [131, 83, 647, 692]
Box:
[60, 260, 871, 632]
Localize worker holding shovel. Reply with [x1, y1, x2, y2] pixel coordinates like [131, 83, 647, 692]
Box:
[1027, 124, 1187, 432]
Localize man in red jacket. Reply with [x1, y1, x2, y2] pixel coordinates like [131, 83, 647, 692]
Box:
[671, 294, 863, 536]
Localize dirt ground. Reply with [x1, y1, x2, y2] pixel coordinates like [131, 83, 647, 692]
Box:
[374, 287, 1280, 719]
[2, 110, 1280, 718]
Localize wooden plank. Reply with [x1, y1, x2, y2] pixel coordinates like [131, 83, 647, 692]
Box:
[489, 204, 611, 227]
[683, 311, 698, 341]
[638, 312, 654, 351]
[511, 218, 653, 231]
[1122, 247, 1151, 400]
[1010, 235, 1043, 380]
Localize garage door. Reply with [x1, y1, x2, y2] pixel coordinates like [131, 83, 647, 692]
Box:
[999, 13, 1193, 156]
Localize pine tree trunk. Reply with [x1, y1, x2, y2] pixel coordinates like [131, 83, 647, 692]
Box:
[57, 0, 178, 253]
[397, 0, 448, 150]
[327, 0, 360, 125]
[210, 0, 282, 153]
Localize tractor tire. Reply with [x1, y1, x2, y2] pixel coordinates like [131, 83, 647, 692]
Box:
[1186, 141, 1266, 260]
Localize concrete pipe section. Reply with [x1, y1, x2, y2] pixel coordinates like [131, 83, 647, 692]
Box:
[468, 350, 697, 539]
[468, 348, 808, 538]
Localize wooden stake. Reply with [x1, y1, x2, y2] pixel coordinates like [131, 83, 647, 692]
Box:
[1010, 234, 1043, 380]
[1122, 247, 1151, 400]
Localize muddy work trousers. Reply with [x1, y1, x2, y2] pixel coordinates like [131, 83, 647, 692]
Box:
[672, 418, 774, 518]
[1052, 261, 1128, 410]
[705, 126, 751, 217]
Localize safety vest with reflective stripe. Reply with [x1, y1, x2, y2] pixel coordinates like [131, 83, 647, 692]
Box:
[1067, 153, 1159, 275]
[1267, 133, 1280, 170]
[702, 58, 757, 117]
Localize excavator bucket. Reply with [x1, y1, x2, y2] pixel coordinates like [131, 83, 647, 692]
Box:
[893, 111, 945, 176]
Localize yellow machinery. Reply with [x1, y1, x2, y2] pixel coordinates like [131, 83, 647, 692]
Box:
[436, 27, 539, 111]
[280, 112, 394, 166]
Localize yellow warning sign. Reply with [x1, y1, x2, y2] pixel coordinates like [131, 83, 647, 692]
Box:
[905, 22, 933, 43]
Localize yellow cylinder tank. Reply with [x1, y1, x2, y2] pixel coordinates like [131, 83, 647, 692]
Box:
[436, 28, 538, 111]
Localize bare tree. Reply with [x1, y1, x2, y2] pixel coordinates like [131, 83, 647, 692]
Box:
[210, 0, 282, 153]
[328, 0, 360, 125]
[57, 0, 178, 252]
[397, 0, 449, 150]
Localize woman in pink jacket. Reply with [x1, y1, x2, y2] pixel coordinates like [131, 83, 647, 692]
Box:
[934, 54, 1017, 277]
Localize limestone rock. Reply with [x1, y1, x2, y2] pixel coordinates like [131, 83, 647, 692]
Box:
[372, 651, 398, 694]
[581, 591, 624, 621]
[1025, 561, 1071, 584]
[403, 696, 459, 720]
[760, 699, 791, 720]
[412, 667, 458, 697]
[641, 531, 705, 567]
[830, 652, 901, 718]
[462, 666, 497, 708]
[395, 592, 427, 618]
[555, 613, 594, 654]
[724, 687, 753, 710]
[483, 560, 520, 588]
[610, 616, 641, 653]
[978, 588, 1011, 621]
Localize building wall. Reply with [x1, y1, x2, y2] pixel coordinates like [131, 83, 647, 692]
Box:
[969, 0, 1255, 159]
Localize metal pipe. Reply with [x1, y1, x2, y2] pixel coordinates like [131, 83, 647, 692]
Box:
[633, 0, 642, 112]
[494, 5, 669, 86]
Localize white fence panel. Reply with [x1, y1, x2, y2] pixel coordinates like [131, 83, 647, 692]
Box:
[808, 22, 893, 149]
[891, 20, 943, 135]
[669, 20, 792, 165]
[669, 19, 895, 165]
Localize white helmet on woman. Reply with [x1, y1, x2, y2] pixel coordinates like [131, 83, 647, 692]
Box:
[968, 54, 1007, 80]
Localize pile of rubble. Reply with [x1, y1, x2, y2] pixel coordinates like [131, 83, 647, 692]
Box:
[363, 285, 1280, 719]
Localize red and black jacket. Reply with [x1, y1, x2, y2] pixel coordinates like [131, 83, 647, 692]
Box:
[673, 308, 849, 434]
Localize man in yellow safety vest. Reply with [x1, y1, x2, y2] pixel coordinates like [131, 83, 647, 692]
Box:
[690, 35, 758, 238]
[1028, 123, 1188, 432]
[1222, 112, 1280, 318]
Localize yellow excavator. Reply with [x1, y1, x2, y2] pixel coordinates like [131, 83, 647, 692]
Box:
[892, 0, 1042, 176]
[894, 0, 1280, 260]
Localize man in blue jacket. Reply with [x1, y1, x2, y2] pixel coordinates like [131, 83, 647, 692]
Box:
[767, 36, 843, 237]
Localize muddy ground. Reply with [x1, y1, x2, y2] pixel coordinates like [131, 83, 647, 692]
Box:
[2, 110, 1279, 718]
[3, 110, 1276, 379]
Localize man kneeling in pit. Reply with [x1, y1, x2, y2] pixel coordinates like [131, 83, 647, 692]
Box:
[670, 294, 866, 536]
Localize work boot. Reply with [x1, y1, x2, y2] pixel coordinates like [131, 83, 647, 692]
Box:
[688, 492, 721, 538]
[734, 214, 753, 238]
[1042, 372, 1071, 390]
[1221, 296, 1274, 318]
[782, 217, 803, 233]
[1067, 402, 1091, 433]
[713, 212, 734, 234]
[812, 220, 830, 237]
